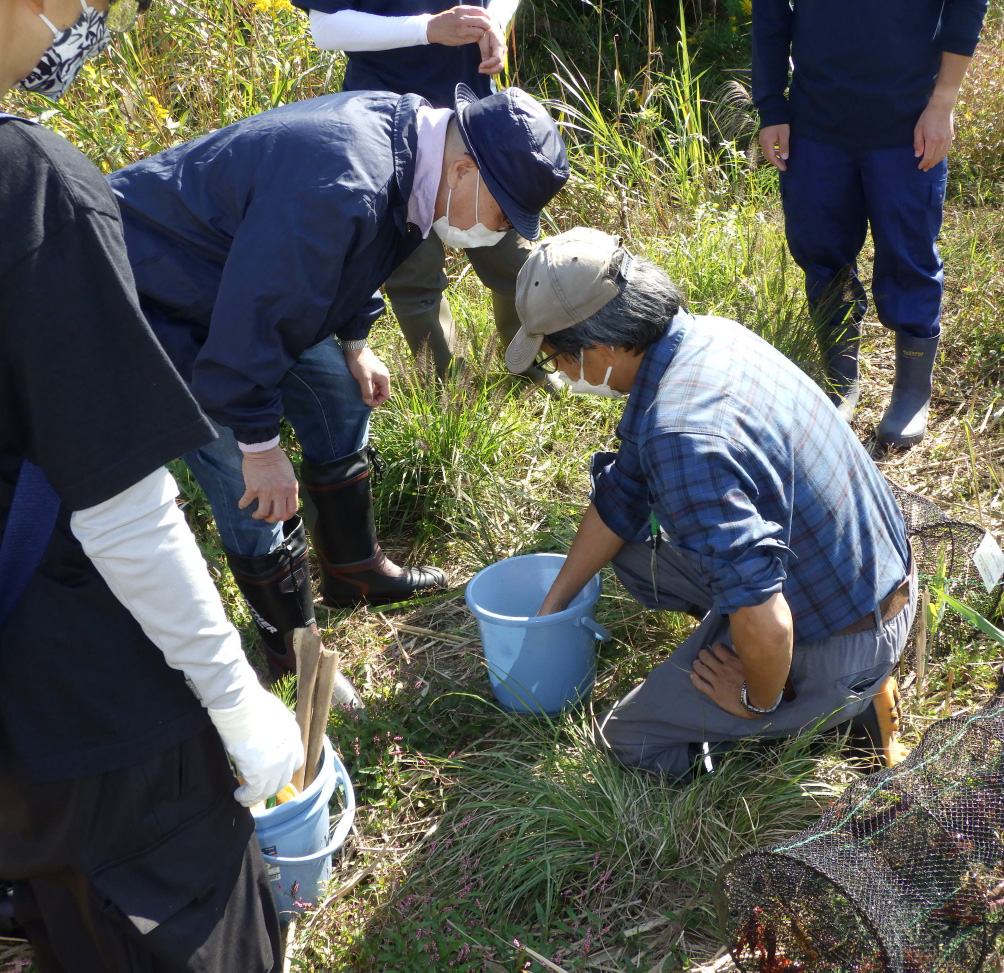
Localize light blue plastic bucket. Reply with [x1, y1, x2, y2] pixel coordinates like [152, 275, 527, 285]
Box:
[465, 553, 611, 716]
[252, 736, 355, 918]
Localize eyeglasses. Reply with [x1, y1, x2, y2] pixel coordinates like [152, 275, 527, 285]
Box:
[107, 0, 150, 33]
[535, 350, 564, 374]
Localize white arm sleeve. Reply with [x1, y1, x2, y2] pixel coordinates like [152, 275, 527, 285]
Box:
[70, 467, 256, 713]
[309, 8, 432, 51]
[486, 0, 520, 30]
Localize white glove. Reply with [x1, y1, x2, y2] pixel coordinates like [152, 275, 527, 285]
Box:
[209, 689, 304, 807]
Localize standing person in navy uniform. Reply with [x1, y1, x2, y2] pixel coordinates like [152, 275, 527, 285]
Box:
[0, 0, 302, 967]
[301, 0, 558, 385]
[753, 0, 988, 447]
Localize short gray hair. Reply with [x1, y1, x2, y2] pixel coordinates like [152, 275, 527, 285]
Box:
[544, 257, 685, 357]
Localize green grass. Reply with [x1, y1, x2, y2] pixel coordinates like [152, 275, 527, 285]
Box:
[4, 1, 1004, 971]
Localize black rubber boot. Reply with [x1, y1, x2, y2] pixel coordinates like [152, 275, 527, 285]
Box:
[876, 333, 939, 448]
[226, 517, 365, 708]
[301, 449, 447, 607]
[817, 318, 862, 420]
[225, 516, 315, 677]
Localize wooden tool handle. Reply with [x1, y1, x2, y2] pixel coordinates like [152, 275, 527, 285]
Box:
[291, 627, 321, 791]
[305, 644, 339, 788]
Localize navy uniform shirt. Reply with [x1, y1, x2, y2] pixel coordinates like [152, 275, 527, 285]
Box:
[752, 0, 988, 149]
[108, 91, 425, 446]
[592, 312, 910, 643]
[295, 0, 493, 109]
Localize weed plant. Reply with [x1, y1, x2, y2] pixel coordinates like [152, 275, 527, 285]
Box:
[4, 0, 1003, 970]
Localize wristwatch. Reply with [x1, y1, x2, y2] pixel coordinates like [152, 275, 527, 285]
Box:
[339, 338, 368, 352]
[740, 682, 784, 716]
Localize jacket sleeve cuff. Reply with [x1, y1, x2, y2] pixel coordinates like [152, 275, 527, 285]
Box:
[228, 423, 282, 447]
[757, 101, 791, 129]
[238, 435, 282, 453]
[940, 32, 982, 57]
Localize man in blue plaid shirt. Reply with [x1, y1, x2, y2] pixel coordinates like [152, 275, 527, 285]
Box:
[505, 228, 916, 778]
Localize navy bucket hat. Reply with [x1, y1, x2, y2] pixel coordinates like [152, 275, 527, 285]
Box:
[453, 83, 569, 242]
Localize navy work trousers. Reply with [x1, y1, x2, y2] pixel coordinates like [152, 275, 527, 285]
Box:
[780, 135, 947, 340]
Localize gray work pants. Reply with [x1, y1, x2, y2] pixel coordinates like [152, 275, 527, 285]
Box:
[597, 539, 917, 778]
[384, 230, 532, 376]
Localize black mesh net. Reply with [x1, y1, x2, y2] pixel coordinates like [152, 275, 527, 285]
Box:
[719, 700, 1004, 973]
[885, 479, 1003, 675]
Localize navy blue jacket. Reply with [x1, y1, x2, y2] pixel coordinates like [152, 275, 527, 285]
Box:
[294, 0, 492, 109]
[752, 0, 988, 149]
[108, 91, 425, 445]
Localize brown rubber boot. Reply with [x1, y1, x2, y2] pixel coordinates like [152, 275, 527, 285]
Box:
[846, 676, 908, 768]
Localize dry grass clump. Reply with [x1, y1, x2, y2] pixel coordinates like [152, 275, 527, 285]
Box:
[954, 4, 1004, 203]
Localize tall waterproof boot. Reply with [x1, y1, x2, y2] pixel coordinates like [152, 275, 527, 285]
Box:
[301, 449, 447, 607]
[876, 332, 939, 448]
[817, 318, 862, 420]
[225, 515, 363, 708]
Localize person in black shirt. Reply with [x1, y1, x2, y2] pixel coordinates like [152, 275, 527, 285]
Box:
[0, 0, 302, 968]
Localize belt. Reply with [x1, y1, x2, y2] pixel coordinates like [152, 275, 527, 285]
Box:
[835, 575, 912, 637]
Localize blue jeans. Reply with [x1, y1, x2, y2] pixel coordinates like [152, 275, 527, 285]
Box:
[185, 337, 370, 558]
[780, 135, 947, 340]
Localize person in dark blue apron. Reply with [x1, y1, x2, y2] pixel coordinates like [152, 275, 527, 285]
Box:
[0, 2, 303, 968]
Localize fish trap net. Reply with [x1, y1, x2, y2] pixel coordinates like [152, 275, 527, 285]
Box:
[885, 479, 1003, 672]
[718, 701, 1004, 973]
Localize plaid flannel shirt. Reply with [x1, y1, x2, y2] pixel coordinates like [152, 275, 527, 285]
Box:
[592, 311, 910, 642]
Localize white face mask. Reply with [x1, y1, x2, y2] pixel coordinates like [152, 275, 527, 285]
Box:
[557, 349, 626, 399]
[432, 175, 508, 250]
[17, 0, 110, 100]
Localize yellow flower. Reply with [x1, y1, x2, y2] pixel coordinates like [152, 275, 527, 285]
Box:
[146, 94, 170, 123]
[740, 0, 752, 15]
[253, 0, 293, 14]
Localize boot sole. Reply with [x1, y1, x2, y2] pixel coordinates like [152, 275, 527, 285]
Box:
[319, 581, 447, 608]
[876, 429, 926, 449]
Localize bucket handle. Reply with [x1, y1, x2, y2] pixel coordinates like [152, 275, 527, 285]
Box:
[580, 616, 611, 642]
[261, 769, 356, 867]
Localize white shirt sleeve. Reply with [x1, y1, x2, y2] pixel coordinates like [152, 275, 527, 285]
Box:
[486, 0, 520, 31]
[309, 8, 432, 51]
[70, 467, 259, 713]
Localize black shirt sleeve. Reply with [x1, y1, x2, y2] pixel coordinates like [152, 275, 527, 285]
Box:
[0, 124, 215, 512]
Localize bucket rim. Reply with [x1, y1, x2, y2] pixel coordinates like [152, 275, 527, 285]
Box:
[259, 744, 356, 866]
[251, 735, 339, 827]
[465, 553, 601, 627]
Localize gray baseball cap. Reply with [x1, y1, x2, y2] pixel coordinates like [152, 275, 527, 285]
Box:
[506, 228, 633, 373]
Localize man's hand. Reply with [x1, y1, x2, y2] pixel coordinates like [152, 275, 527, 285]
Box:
[478, 15, 506, 74]
[691, 642, 761, 720]
[759, 123, 790, 171]
[914, 101, 954, 171]
[427, 5, 493, 46]
[345, 345, 391, 408]
[914, 51, 973, 171]
[238, 444, 298, 523]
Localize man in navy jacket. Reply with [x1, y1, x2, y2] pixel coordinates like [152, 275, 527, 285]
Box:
[752, 0, 987, 447]
[109, 85, 568, 676]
